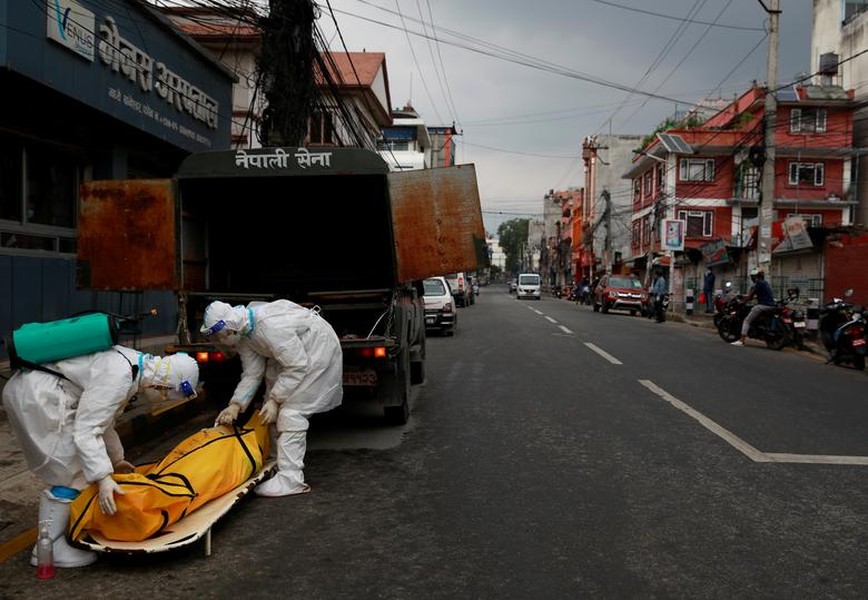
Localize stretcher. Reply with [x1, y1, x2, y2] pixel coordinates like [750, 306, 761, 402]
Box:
[74, 459, 275, 557]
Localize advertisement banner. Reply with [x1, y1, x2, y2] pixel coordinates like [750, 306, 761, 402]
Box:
[700, 238, 730, 266]
[662, 219, 685, 252]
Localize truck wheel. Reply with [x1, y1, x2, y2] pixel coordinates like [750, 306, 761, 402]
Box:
[383, 351, 411, 426]
[411, 358, 425, 385]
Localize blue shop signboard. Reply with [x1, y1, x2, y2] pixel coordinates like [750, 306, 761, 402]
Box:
[0, 0, 234, 152]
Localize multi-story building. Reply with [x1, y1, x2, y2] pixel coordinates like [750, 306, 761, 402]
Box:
[378, 104, 430, 172]
[427, 125, 459, 168]
[541, 188, 580, 290]
[625, 81, 856, 305]
[580, 134, 644, 280]
[810, 0, 868, 304]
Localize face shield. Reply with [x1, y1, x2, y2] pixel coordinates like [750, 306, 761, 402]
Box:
[201, 301, 246, 347]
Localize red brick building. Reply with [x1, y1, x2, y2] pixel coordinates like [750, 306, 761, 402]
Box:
[625, 82, 859, 303]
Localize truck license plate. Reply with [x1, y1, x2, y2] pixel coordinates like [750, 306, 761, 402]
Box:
[343, 369, 378, 386]
[425, 317, 435, 325]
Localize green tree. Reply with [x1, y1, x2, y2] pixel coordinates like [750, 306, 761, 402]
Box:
[497, 218, 529, 274]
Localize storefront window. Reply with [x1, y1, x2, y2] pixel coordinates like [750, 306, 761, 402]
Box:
[0, 140, 22, 222]
[0, 136, 79, 254]
[26, 145, 78, 228]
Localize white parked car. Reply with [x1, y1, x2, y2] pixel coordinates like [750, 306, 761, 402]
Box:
[423, 276, 457, 335]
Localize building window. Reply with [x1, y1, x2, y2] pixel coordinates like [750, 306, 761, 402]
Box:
[787, 213, 823, 227]
[308, 112, 334, 145]
[643, 171, 652, 196]
[788, 162, 824, 186]
[844, 0, 868, 23]
[734, 164, 760, 201]
[633, 178, 641, 204]
[789, 108, 827, 133]
[642, 215, 650, 247]
[656, 164, 665, 191]
[631, 220, 640, 248]
[0, 139, 22, 222]
[0, 136, 79, 253]
[677, 210, 713, 237]
[679, 158, 715, 182]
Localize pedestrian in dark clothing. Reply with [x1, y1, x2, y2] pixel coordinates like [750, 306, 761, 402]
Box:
[651, 270, 667, 323]
[703, 266, 716, 313]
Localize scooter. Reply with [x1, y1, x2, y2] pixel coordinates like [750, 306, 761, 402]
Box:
[819, 289, 866, 371]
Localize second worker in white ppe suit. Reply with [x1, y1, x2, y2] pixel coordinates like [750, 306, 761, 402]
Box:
[203, 299, 343, 497]
[1, 348, 199, 568]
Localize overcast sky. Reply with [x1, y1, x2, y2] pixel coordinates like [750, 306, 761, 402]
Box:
[314, 0, 813, 235]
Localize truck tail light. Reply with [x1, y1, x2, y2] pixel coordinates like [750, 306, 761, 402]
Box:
[350, 346, 388, 359]
[195, 350, 228, 364]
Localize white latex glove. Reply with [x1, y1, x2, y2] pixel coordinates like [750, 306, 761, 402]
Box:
[215, 402, 241, 427]
[258, 399, 279, 426]
[98, 476, 124, 516]
[113, 460, 135, 474]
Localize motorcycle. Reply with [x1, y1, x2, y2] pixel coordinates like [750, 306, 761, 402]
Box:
[712, 281, 738, 328]
[818, 289, 866, 371]
[779, 288, 808, 351]
[716, 295, 791, 350]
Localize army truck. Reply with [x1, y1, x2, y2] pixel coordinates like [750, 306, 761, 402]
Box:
[77, 147, 487, 425]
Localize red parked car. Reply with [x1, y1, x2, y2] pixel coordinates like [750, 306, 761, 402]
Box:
[592, 274, 649, 316]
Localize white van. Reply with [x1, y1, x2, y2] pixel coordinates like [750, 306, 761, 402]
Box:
[516, 273, 541, 300]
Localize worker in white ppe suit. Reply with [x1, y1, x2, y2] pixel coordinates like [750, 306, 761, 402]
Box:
[202, 299, 343, 497]
[1, 348, 199, 568]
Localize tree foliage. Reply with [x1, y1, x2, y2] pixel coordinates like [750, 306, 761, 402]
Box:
[497, 218, 529, 275]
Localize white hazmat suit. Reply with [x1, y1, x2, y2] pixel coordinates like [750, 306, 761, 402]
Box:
[2, 348, 199, 568]
[202, 300, 343, 497]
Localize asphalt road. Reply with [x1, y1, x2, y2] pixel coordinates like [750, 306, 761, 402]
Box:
[2, 285, 867, 599]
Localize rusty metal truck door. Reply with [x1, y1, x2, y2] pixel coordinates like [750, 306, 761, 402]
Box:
[387, 164, 488, 283]
[77, 179, 178, 290]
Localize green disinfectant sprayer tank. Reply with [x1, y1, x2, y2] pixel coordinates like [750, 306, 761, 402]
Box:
[6, 313, 119, 369]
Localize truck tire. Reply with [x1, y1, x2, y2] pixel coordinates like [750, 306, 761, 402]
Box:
[383, 350, 411, 425]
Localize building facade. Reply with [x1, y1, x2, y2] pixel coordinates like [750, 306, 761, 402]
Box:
[625, 82, 856, 305]
[0, 0, 234, 355]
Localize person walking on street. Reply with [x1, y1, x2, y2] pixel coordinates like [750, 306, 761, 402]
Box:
[703, 266, 716, 313]
[202, 299, 343, 497]
[652, 269, 668, 323]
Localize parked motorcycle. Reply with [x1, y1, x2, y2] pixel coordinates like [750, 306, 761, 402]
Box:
[818, 289, 866, 371]
[712, 281, 738, 328]
[779, 288, 808, 351]
[716, 295, 791, 350]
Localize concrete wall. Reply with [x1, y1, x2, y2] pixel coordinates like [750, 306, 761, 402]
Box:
[812, 0, 868, 226]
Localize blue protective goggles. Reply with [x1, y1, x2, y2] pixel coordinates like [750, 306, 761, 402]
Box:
[179, 380, 198, 399]
[202, 319, 227, 337]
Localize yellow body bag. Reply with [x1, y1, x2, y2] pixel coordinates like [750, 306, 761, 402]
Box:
[70, 414, 270, 543]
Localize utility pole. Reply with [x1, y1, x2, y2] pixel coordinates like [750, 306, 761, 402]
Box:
[758, 0, 780, 273]
[602, 189, 612, 274]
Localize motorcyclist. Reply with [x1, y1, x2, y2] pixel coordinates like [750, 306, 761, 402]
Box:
[731, 267, 776, 346]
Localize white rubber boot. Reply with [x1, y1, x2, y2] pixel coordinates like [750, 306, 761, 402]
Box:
[30, 490, 97, 568]
[255, 431, 310, 497]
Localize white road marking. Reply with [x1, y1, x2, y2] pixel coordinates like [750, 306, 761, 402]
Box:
[558, 325, 573, 335]
[584, 343, 623, 365]
[639, 379, 868, 466]
[544, 316, 557, 324]
[529, 306, 544, 315]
